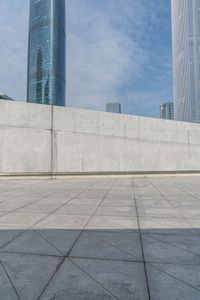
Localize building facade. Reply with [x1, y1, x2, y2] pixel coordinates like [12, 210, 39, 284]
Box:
[160, 102, 174, 120]
[27, 0, 66, 106]
[171, 0, 200, 123]
[106, 103, 122, 114]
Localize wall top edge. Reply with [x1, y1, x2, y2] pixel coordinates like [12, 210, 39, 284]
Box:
[1, 99, 200, 128]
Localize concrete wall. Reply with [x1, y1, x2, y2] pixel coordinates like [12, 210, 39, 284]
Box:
[0, 100, 200, 175]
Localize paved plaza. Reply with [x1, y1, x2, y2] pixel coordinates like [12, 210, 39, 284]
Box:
[0, 176, 200, 299]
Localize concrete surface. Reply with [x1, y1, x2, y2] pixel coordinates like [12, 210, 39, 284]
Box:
[0, 176, 200, 299]
[1, 100, 200, 175]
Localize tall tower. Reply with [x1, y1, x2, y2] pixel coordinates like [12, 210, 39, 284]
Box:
[171, 0, 200, 123]
[27, 0, 66, 106]
[160, 102, 174, 120]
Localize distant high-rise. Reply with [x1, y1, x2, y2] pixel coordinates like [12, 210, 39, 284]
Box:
[171, 0, 200, 123]
[27, 0, 66, 106]
[160, 102, 174, 120]
[106, 103, 122, 114]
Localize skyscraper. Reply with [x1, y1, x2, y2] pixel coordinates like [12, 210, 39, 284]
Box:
[171, 0, 200, 123]
[27, 0, 66, 106]
[106, 103, 122, 114]
[160, 102, 174, 120]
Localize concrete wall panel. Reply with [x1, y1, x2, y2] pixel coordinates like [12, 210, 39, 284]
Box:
[0, 127, 51, 174]
[0, 100, 200, 175]
[54, 132, 98, 172]
[0, 100, 51, 129]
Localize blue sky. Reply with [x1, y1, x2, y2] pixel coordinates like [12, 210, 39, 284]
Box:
[0, 0, 172, 117]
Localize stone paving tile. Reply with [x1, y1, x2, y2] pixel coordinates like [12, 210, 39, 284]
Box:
[35, 229, 81, 255]
[40, 258, 115, 300]
[164, 195, 198, 201]
[149, 262, 200, 292]
[170, 199, 200, 207]
[0, 252, 62, 300]
[186, 218, 200, 233]
[0, 230, 63, 256]
[0, 212, 47, 229]
[43, 194, 75, 203]
[85, 216, 139, 231]
[67, 198, 102, 206]
[144, 233, 200, 257]
[42, 196, 73, 204]
[0, 229, 24, 249]
[0, 261, 19, 300]
[142, 234, 200, 264]
[105, 194, 133, 201]
[147, 263, 200, 300]
[0, 211, 9, 218]
[34, 214, 91, 230]
[137, 207, 182, 218]
[101, 198, 136, 206]
[136, 198, 171, 207]
[70, 258, 149, 300]
[56, 204, 97, 215]
[95, 206, 137, 217]
[7, 193, 42, 201]
[69, 230, 142, 261]
[0, 199, 32, 212]
[139, 216, 197, 235]
[76, 193, 106, 200]
[135, 195, 165, 202]
[176, 207, 200, 219]
[16, 201, 62, 213]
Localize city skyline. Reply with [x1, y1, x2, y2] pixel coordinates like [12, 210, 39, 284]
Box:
[0, 0, 172, 117]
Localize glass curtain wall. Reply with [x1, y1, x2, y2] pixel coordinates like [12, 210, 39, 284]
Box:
[27, 0, 66, 106]
[171, 0, 200, 122]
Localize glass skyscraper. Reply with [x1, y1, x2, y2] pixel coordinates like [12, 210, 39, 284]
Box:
[106, 103, 122, 114]
[160, 102, 174, 120]
[27, 0, 66, 106]
[171, 0, 200, 123]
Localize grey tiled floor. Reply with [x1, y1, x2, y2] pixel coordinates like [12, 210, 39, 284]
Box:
[0, 176, 200, 299]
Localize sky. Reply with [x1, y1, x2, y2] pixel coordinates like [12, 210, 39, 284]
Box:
[0, 0, 172, 117]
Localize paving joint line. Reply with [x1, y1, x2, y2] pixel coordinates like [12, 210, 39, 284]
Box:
[33, 230, 65, 256]
[0, 187, 75, 224]
[37, 256, 65, 300]
[67, 178, 117, 259]
[68, 255, 144, 263]
[0, 250, 63, 258]
[173, 180, 200, 201]
[171, 181, 200, 236]
[68, 257, 120, 300]
[148, 262, 200, 293]
[131, 179, 151, 300]
[36, 178, 103, 299]
[0, 179, 101, 254]
[85, 233, 142, 261]
[148, 178, 200, 235]
[0, 259, 21, 300]
[143, 233, 200, 259]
